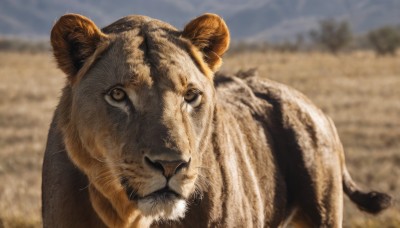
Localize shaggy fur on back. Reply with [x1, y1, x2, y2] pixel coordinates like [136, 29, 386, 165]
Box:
[42, 13, 391, 228]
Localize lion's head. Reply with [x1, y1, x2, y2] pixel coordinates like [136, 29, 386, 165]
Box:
[51, 13, 229, 225]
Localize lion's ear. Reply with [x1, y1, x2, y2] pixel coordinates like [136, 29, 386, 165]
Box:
[51, 14, 107, 80]
[182, 13, 230, 72]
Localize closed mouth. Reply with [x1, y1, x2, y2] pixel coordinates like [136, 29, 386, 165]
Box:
[120, 176, 182, 202]
[145, 187, 182, 202]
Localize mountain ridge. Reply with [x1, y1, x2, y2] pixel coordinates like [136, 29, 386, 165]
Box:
[0, 0, 399, 41]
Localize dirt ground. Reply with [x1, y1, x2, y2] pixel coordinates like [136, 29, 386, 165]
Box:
[0, 51, 399, 227]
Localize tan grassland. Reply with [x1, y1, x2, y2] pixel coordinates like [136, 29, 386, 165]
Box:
[0, 51, 399, 227]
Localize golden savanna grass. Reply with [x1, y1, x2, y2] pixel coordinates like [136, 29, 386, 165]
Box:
[0, 51, 399, 227]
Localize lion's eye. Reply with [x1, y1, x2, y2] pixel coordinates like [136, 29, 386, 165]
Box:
[104, 87, 131, 113]
[184, 89, 202, 107]
[110, 88, 127, 102]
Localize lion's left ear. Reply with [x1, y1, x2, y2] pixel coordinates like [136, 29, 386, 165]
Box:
[182, 13, 230, 72]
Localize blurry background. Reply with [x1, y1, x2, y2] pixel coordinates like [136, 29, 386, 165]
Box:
[0, 0, 399, 227]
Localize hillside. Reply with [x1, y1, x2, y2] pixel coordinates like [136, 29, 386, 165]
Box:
[0, 0, 400, 40]
[0, 0, 399, 41]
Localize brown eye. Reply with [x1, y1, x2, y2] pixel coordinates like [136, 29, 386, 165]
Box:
[184, 89, 202, 107]
[110, 88, 126, 102]
[184, 91, 197, 102]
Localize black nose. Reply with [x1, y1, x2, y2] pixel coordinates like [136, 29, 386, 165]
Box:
[145, 156, 191, 178]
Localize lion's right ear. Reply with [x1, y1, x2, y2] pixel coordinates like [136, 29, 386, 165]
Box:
[51, 14, 107, 80]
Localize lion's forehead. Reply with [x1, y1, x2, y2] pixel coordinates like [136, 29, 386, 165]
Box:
[106, 16, 187, 65]
[94, 22, 205, 92]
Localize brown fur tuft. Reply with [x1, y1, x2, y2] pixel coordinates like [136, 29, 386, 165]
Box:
[182, 13, 230, 71]
[51, 14, 107, 81]
[343, 168, 392, 214]
[349, 191, 392, 214]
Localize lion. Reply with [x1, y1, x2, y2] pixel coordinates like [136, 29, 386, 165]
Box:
[42, 13, 391, 227]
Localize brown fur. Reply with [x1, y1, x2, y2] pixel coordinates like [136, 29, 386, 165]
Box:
[42, 13, 391, 228]
[182, 14, 230, 71]
[51, 14, 108, 83]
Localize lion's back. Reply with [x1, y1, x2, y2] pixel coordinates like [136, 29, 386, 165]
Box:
[215, 69, 334, 141]
[215, 69, 341, 172]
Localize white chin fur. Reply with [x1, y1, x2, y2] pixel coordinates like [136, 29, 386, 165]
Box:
[138, 198, 187, 221]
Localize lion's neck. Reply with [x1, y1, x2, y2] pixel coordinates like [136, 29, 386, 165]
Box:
[187, 106, 238, 227]
[190, 103, 269, 227]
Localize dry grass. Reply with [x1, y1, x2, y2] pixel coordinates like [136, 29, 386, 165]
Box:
[0, 52, 63, 228]
[0, 51, 399, 227]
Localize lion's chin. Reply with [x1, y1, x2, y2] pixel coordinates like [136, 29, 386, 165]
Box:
[138, 196, 187, 221]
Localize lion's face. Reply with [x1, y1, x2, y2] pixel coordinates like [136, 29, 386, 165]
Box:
[74, 32, 214, 220]
[51, 14, 229, 222]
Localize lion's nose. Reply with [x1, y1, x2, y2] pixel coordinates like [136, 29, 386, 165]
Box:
[145, 156, 191, 178]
